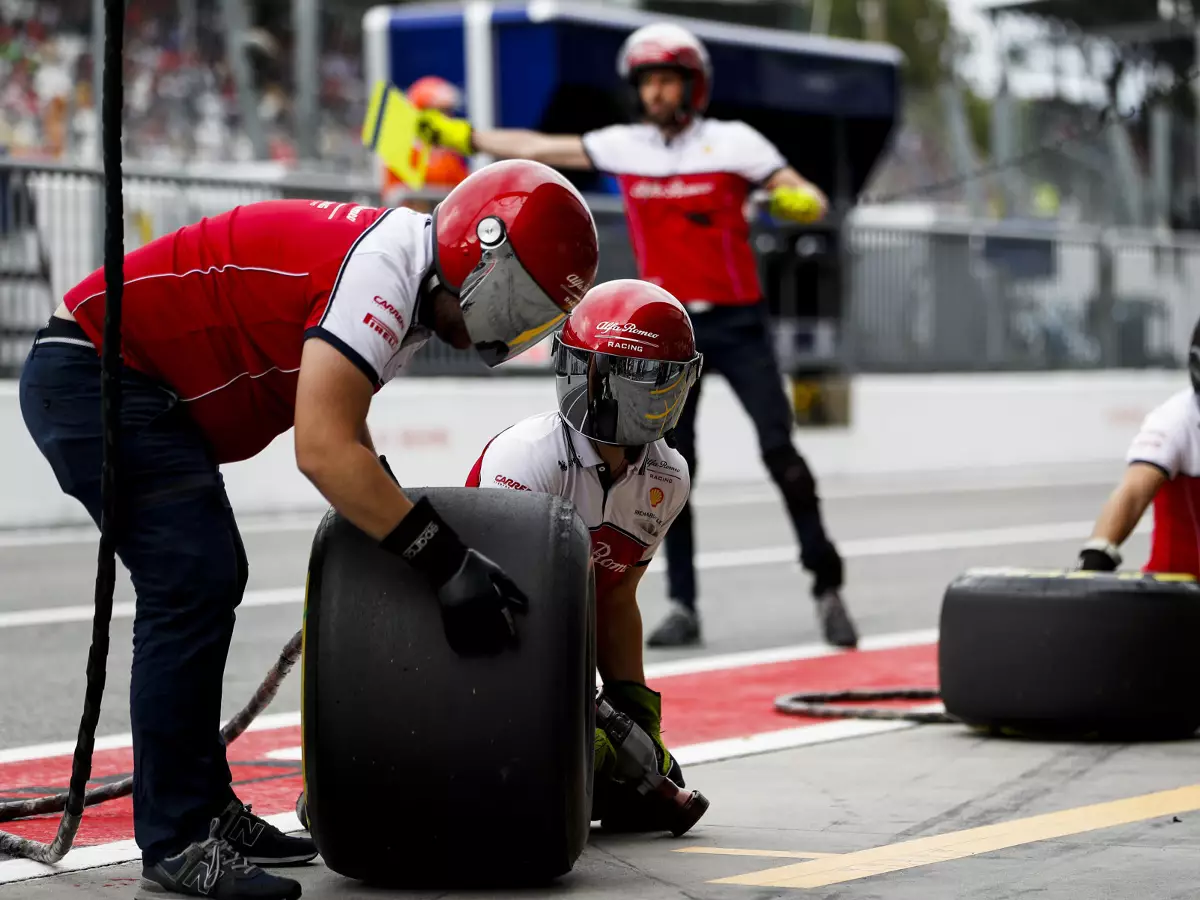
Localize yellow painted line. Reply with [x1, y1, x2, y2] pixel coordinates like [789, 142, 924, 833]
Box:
[712, 783, 1200, 889]
[674, 847, 838, 860]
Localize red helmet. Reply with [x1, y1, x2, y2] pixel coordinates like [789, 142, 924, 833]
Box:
[432, 159, 600, 367]
[553, 279, 703, 447]
[617, 23, 712, 123]
[406, 75, 462, 113]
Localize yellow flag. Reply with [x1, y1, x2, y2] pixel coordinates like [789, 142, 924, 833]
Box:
[361, 80, 429, 189]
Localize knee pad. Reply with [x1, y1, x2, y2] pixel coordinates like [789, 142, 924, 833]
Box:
[762, 446, 818, 513]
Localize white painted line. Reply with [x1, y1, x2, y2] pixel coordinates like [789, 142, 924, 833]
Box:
[0, 811, 303, 885]
[639, 628, 938, 680]
[0, 518, 1149, 632]
[0, 472, 1121, 549]
[674, 717, 923, 767]
[0, 711, 302, 766]
[0, 588, 303, 632]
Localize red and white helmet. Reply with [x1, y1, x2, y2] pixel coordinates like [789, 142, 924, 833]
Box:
[432, 159, 600, 368]
[617, 22, 712, 122]
[553, 279, 703, 447]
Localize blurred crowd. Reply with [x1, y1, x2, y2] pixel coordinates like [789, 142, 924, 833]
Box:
[0, 0, 368, 168]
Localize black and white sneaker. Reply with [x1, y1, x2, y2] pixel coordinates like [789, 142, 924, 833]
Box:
[141, 818, 302, 899]
[216, 799, 317, 866]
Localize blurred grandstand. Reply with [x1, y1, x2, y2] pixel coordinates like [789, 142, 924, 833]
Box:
[0, 0, 372, 170]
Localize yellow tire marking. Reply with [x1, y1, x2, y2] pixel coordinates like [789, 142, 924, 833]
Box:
[711, 783, 1200, 888]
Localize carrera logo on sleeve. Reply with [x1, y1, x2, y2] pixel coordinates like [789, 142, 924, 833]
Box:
[363, 313, 399, 348]
[373, 296, 405, 330]
[494, 475, 531, 491]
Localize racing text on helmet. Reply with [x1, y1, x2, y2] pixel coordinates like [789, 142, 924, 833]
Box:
[554, 279, 703, 447]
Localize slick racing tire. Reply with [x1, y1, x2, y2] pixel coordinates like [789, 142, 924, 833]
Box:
[939, 568, 1200, 740]
[300, 487, 596, 886]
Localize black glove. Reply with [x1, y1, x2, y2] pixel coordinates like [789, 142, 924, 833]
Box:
[380, 496, 528, 656]
[1076, 539, 1121, 572]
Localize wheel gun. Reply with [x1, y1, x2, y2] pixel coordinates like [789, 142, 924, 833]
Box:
[595, 695, 710, 837]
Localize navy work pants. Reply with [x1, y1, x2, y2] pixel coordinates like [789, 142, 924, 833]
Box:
[663, 300, 842, 609]
[19, 319, 246, 865]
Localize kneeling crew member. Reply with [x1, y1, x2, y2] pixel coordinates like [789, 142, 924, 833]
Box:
[1078, 321, 1200, 578]
[19, 159, 599, 900]
[466, 279, 702, 829]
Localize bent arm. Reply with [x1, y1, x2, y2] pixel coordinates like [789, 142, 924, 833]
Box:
[1088, 462, 1165, 547]
[598, 564, 647, 685]
[294, 337, 414, 539]
[470, 129, 593, 170]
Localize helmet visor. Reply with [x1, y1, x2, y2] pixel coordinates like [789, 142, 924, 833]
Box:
[458, 218, 569, 368]
[554, 336, 702, 446]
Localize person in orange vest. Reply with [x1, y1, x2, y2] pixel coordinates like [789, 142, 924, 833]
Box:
[381, 76, 471, 212]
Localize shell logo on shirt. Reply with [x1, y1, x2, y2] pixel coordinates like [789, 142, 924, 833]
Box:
[649, 487, 664, 508]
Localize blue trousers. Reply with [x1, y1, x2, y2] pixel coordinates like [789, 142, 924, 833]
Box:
[19, 322, 246, 865]
[663, 301, 842, 608]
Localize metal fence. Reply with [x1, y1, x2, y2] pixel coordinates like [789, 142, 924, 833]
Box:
[1, 158, 1198, 380]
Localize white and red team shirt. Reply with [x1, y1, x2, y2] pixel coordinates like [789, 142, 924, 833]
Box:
[581, 118, 787, 306]
[1125, 388, 1200, 577]
[465, 411, 690, 598]
[64, 199, 433, 464]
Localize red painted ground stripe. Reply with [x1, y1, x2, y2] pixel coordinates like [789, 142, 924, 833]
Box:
[656, 643, 939, 745]
[0, 643, 937, 848]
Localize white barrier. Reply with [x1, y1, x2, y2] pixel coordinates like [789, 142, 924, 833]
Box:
[0, 370, 1184, 530]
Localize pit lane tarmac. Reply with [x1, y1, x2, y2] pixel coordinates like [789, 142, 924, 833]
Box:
[1, 462, 1195, 898]
[3, 720, 1200, 900]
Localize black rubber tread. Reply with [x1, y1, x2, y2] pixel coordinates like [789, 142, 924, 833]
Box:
[938, 567, 1200, 740]
[301, 487, 595, 886]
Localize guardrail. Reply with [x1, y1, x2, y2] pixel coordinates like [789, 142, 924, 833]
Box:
[1, 158, 1198, 378]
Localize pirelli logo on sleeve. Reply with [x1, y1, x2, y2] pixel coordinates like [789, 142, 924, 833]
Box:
[363, 313, 399, 349]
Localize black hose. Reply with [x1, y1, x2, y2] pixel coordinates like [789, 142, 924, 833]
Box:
[774, 688, 959, 724]
[0, 0, 123, 861]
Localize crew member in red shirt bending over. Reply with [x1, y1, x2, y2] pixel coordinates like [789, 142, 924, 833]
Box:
[18, 159, 599, 900]
[466, 278, 702, 831]
[1078, 320, 1200, 579]
[420, 21, 858, 650]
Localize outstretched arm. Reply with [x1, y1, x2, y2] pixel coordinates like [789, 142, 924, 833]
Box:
[420, 111, 594, 170]
[1078, 462, 1165, 570]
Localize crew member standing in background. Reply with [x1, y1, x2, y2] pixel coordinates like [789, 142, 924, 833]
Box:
[417, 21, 859, 649]
[381, 75, 471, 212]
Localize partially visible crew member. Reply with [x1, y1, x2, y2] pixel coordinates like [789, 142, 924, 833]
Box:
[417, 21, 859, 650]
[381, 75, 470, 212]
[20, 159, 599, 900]
[1078, 319, 1200, 579]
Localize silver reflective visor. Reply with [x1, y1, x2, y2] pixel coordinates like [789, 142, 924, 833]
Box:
[458, 217, 567, 368]
[553, 336, 702, 446]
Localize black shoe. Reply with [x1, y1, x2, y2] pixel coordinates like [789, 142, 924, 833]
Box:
[647, 604, 701, 647]
[216, 799, 317, 866]
[815, 588, 858, 648]
[141, 819, 302, 899]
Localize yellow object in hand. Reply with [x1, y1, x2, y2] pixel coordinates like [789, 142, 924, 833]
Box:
[418, 109, 475, 157]
[768, 184, 827, 224]
[361, 80, 429, 189]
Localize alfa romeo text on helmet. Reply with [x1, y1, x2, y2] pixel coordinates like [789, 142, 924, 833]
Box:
[617, 22, 712, 123]
[553, 279, 703, 447]
[432, 159, 600, 367]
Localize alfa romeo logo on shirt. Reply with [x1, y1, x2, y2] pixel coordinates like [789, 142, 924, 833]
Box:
[649, 488, 664, 508]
